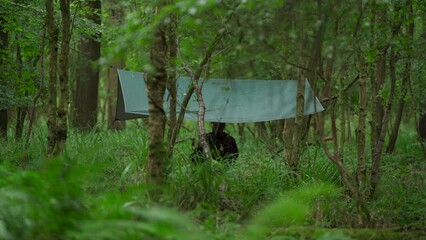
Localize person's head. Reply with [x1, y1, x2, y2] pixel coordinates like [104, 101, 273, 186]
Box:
[211, 122, 225, 135]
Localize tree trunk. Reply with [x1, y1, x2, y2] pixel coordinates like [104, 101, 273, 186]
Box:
[288, 73, 305, 171]
[317, 108, 370, 225]
[54, 0, 71, 154]
[272, 120, 285, 143]
[283, 118, 295, 161]
[46, 0, 59, 155]
[330, 102, 339, 159]
[338, 76, 346, 157]
[370, 49, 386, 157]
[73, 0, 101, 131]
[0, 15, 9, 140]
[238, 123, 246, 143]
[166, 13, 178, 157]
[370, 6, 403, 197]
[256, 122, 267, 139]
[386, 0, 414, 153]
[167, 28, 227, 156]
[0, 109, 7, 140]
[146, 6, 168, 186]
[193, 78, 210, 160]
[312, 1, 331, 141]
[14, 40, 26, 141]
[420, 110, 426, 140]
[346, 107, 352, 147]
[356, 53, 367, 193]
[371, 42, 399, 198]
[15, 106, 27, 140]
[370, 5, 388, 158]
[386, 98, 405, 153]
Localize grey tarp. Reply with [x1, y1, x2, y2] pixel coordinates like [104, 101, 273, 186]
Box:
[116, 69, 324, 123]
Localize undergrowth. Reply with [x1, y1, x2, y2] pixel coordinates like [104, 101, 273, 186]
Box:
[0, 121, 424, 239]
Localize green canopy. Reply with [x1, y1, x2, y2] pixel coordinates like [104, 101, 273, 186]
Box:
[116, 69, 324, 123]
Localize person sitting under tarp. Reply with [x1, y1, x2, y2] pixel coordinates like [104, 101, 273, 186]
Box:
[191, 122, 239, 164]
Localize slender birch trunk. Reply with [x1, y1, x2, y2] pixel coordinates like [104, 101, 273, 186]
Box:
[167, 29, 229, 156]
[193, 79, 210, 160]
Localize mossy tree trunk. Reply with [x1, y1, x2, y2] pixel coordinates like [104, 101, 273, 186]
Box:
[288, 73, 305, 171]
[146, 4, 167, 185]
[356, 52, 367, 194]
[56, 0, 71, 154]
[46, 0, 59, 155]
[166, 13, 178, 157]
[46, 0, 71, 155]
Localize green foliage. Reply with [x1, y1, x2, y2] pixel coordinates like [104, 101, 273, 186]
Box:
[245, 184, 336, 240]
[0, 158, 85, 239]
[2, 0, 426, 238]
[0, 0, 44, 110]
[70, 200, 206, 240]
[0, 121, 425, 239]
[275, 226, 425, 240]
[370, 130, 426, 229]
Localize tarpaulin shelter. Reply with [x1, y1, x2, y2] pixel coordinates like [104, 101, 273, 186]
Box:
[116, 69, 324, 123]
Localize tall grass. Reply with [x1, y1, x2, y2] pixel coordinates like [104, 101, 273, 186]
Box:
[0, 121, 424, 239]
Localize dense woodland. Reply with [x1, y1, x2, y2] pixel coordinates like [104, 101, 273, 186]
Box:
[0, 0, 426, 239]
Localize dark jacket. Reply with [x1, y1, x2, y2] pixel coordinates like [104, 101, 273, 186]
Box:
[191, 131, 239, 164]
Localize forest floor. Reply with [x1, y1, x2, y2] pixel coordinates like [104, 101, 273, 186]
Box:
[1, 121, 425, 239]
